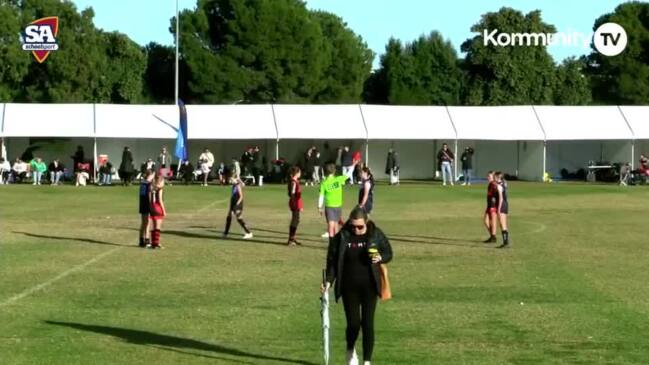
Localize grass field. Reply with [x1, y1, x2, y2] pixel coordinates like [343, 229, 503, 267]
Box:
[1, 181, 649, 364]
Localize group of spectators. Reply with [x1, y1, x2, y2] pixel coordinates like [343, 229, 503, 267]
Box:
[435, 143, 475, 186]
[0, 156, 67, 185]
[299, 144, 364, 186]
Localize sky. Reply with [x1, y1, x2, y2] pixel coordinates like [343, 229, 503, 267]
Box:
[71, 0, 633, 67]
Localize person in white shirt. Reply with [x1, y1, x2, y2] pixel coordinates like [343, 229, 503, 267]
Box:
[12, 158, 28, 183]
[0, 158, 11, 184]
[196, 148, 215, 186]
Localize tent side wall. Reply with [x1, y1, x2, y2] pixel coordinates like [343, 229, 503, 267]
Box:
[518, 141, 544, 181]
[5, 137, 95, 167]
[546, 140, 632, 178]
[367, 140, 436, 180]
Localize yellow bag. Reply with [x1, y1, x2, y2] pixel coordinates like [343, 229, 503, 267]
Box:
[379, 264, 391, 301]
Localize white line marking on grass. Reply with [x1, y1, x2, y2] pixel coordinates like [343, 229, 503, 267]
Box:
[196, 198, 228, 213]
[517, 221, 547, 235]
[0, 247, 121, 307]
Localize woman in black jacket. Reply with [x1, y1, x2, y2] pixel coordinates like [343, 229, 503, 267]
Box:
[322, 206, 393, 365]
[119, 147, 135, 186]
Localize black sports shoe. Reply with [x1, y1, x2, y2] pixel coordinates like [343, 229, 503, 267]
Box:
[483, 236, 497, 243]
[497, 243, 510, 249]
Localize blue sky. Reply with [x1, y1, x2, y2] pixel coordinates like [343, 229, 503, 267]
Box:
[71, 0, 631, 67]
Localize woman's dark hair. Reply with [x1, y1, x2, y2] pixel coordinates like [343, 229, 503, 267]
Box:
[361, 166, 374, 181]
[349, 206, 368, 222]
[289, 165, 301, 177]
[325, 163, 336, 176]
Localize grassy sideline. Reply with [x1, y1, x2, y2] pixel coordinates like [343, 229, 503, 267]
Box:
[1, 182, 649, 364]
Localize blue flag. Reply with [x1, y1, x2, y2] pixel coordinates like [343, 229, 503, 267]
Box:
[175, 100, 188, 161]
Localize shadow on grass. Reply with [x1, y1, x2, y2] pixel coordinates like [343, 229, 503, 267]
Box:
[390, 236, 493, 249]
[12, 231, 131, 248]
[44, 321, 316, 365]
[163, 230, 325, 251]
[390, 233, 474, 243]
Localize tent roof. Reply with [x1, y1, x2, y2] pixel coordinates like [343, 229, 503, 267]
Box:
[447, 106, 544, 141]
[274, 104, 366, 140]
[187, 105, 276, 140]
[534, 106, 633, 140]
[361, 105, 455, 140]
[619, 106, 649, 139]
[3, 103, 94, 137]
[95, 104, 179, 139]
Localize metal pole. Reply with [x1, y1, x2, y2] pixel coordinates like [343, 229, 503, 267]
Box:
[93, 138, 98, 183]
[542, 141, 547, 182]
[365, 141, 369, 168]
[174, 0, 179, 105]
[631, 140, 635, 170]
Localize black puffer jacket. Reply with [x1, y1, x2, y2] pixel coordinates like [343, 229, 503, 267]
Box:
[326, 221, 393, 301]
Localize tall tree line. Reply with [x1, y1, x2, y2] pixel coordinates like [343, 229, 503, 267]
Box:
[0, 0, 648, 105]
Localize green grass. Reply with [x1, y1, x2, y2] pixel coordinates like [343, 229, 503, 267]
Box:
[1, 182, 649, 364]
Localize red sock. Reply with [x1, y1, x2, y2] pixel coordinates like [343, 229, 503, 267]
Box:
[151, 229, 161, 246]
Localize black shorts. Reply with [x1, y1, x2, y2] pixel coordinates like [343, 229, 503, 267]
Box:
[499, 202, 509, 215]
[139, 198, 150, 215]
[230, 202, 243, 213]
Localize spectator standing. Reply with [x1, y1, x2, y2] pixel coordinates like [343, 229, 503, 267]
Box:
[0, 158, 11, 184]
[385, 148, 400, 185]
[30, 157, 47, 185]
[437, 143, 455, 186]
[71, 146, 85, 172]
[119, 147, 135, 186]
[460, 147, 474, 186]
[335, 147, 343, 174]
[157, 146, 172, 171]
[141, 159, 156, 176]
[304, 148, 315, 186]
[48, 159, 65, 185]
[313, 148, 322, 184]
[341, 146, 354, 184]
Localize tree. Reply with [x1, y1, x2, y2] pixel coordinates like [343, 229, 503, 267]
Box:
[588, 1, 649, 104]
[554, 57, 591, 105]
[461, 8, 557, 105]
[143, 43, 176, 104]
[175, 0, 373, 104]
[0, 1, 30, 101]
[0, 0, 146, 103]
[364, 33, 462, 105]
[311, 11, 373, 103]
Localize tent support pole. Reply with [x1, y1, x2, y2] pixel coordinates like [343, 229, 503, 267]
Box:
[454, 140, 458, 182]
[1, 137, 5, 159]
[542, 141, 547, 182]
[631, 140, 635, 170]
[93, 137, 98, 183]
[365, 140, 369, 168]
[516, 141, 520, 178]
[275, 139, 279, 160]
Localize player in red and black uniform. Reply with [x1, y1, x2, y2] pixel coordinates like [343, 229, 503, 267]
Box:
[148, 175, 166, 249]
[138, 170, 155, 247]
[494, 171, 510, 248]
[483, 171, 498, 243]
[287, 166, 303, 246]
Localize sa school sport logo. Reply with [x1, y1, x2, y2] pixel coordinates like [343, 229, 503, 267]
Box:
[22, 16, 59, 63]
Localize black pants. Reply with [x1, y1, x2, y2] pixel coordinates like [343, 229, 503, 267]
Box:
[341, 275, 378, 362]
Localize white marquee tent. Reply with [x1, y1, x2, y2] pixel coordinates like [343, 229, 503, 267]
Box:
[533, 106, 634, 178]
[1, 103, 647, 182]
[361, 105, 455, 179]
[448, 106, 545, 181]
[273, 104, 367, 169]
[619, 106, 649, 167]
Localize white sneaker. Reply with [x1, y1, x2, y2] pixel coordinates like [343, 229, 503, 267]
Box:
[461, 182, 466, 186]
[363, 362, 371, 365]
[442, 182, 446, 186]
[346, 349, 358, 365]
[321, 232, 330, 238]
[243, 232, 253, 239]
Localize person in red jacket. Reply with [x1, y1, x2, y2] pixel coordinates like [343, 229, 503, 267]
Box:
[287, 166, 303, 246]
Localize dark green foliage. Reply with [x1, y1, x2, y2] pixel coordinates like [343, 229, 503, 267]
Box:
[588, 1, 649, 105]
